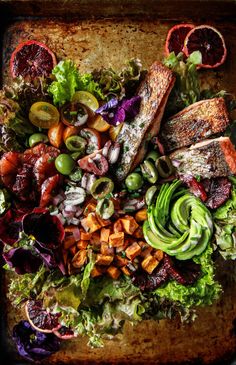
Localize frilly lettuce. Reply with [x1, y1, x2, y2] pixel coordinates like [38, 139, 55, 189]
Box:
[48, 60, 105, 105]
[155, 244, 222, 307]
[213, 178, 236, 259]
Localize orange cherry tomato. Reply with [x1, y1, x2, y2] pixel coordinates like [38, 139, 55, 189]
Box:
[87, 115, 110, 132]
[48, 123, 64, 148]
[63, 126, 80, 143]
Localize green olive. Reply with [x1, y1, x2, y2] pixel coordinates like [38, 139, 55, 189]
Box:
[146, 150, 160, 163]
[155, 156, 174, 178]
[125, 172, 143, 191]
[69, 167, 83, 182]
[140, 160, 158, 184]
[96, 198, 114, 220]
[29, 133, 49, 147]
[145, 185, 159, 205]
[55, 154, 75, 175]
[65, 135, 87, 152]
[91, 177, 114, 199]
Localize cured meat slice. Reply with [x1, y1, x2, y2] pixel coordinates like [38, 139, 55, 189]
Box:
[171, 136, 236, 179]
[115, 62, 175, 180]
[160, 98, 229, 152]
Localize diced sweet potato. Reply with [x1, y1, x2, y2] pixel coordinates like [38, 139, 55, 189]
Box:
[125, 242, 141, 260]
[133, 226, 144, 239]
[77, 240, 88, 250]
[121, 266, 131, 276]
[81, 213, 101, 233]
[115, 255, 129, 267]
[62, 249, 68, 265]
[83, 202, 96, 216]
[101, 242, 115, 255]
[109, 232, 125, 247]
[113, 219, 123, 233]
[141, 255, 159, 274]
[107, 266, 121, 280]
[80, 230, 91, 240]
[90, 231, 101, 249]
[135, 208, 148, 222]
[72, 250, 87, 268]
[96, 254, 114, 266]
[121, 215, 139, 235]
[100, 227, 111, 243]
[63, 235, 76, 249]
[91, 265, 103, 278]
[96, 214, 111, 227]
[140, 246, 153, 258]
[153, 249, 164, 261]
[115, 238, 130, 253]
[69, 245, 77, 256]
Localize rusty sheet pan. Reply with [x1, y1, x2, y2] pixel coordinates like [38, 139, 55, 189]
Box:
[0, 1, 236, 364]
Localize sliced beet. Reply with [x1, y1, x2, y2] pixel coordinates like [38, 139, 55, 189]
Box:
[180, 174, 207, 202]
[164, 255, 201, 285]
[25, 300, 61, 333]
[131, 260, 169, 292]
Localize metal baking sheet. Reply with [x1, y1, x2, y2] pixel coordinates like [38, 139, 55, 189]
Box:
[0, 1, 236, 364]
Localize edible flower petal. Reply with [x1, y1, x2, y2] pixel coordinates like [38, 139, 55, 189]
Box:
[12, 320, 60, 362]
[3, 247, 42, 275]
[0, 209, 21, 245]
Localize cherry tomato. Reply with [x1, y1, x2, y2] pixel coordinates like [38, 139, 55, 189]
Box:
[29, 102, 60, 129]
[87, 114, 110, 132]
[63, 126, 80, 143]
[48, 123, 64, 148]
[61, 102, 88, 127]
[72, 91, 99, 112]
[80, 128, 101, 154]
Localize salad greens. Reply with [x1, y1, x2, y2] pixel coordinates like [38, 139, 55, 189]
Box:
[214, 178, 236, 259]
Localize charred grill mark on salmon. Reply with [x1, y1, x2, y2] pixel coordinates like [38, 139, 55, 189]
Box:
[160, 98, 230, 152]
[170, 137, 236, 179]
[115, 62, 175, 180]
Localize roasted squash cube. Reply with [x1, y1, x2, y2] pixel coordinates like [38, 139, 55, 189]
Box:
[153, 249, 164, 261]
[135, 208, 148, 222]
[100, 227, 111, 243]
[96, 254, 114, 266]
[83, 202, 96, 216]
[101, 242, 115, 255]
[121, 215, 139, 235]
[133, 226, 144, 239]
[113, 219, 123, 233]
[107, 266, 121, 280]
[121, 266, 131, 276]
[91, 265, 103, 278]
[77, 240, 88, 250]
[109, 232, 125, 247]
[80, 230, 91, 240]
[125, 242, 141, 260]
[81, 213, 101, 233]
[115, 255, 129, 267]
[141, 255, 159, 274]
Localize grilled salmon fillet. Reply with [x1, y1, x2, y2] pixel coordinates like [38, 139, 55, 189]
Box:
[170, 136, 236, 179]
[115, 62, 175, 180]
[160, 98, 230, 152]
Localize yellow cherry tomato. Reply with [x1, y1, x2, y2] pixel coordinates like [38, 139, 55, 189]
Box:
[87, 114, 110, 132]
[109, 123, 123, 142]
[72, 91, 99, 112]
[29, 102, 60, 129]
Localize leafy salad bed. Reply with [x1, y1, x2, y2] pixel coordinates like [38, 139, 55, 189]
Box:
[0, 24, 235, 362]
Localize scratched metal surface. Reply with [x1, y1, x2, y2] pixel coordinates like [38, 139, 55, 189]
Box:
[0, 2, 236, 364]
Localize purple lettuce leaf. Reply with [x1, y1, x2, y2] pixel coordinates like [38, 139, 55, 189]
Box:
[12, 320, 60, 362]
[95, 95, 141, 126]
[3, 247, 42, 274]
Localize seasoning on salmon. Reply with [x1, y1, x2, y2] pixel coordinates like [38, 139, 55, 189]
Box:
[160, 98, 230, 152]
[170, 136, 236, 179]
[115, 62, 175, 180]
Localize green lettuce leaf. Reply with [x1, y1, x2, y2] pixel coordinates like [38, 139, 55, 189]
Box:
[155, 244, 222, 307]
[81, 251, 95, 297]
[48, 60, 105, 105]
[213, 179, 236, 259]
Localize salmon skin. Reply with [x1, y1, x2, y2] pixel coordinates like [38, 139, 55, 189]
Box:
[160, 98, 230, 152]
[170, 136, 236, 179]
[115, 62, 175, 180]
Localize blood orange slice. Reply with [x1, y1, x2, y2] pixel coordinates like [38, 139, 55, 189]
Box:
[183, 25, 227, 68]
[25, 300, 61, 333]
[10, 40, 57, 79]
[165, 23, 194, 56]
